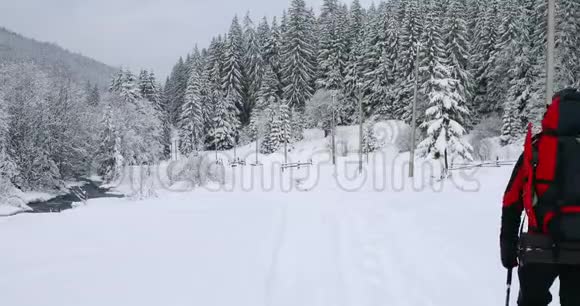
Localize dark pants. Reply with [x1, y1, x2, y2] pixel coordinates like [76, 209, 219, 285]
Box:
[518, 264, 580, 306]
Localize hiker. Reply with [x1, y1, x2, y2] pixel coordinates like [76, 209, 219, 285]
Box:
[501, 88, 580, 306]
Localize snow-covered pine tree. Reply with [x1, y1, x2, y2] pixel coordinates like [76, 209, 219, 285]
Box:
[471, 0, 502, 118]
[290, 106, 305, 141]
[180, 48, 206, 155]
[264, 17, 283, 78]
[249, 63, 282, 141]
[106, 69, 164, 166]
[488, 0, 520, 112]
[305, 7, 320, 93]
[158, 83, 173, 159]
[88, 83, 100, 106]
[96, 104, 120, 182]
[260, 105, 277, 154]
[138, 69, 161, 109]
[362, 122, 378, 154]
[85, 81, 101, 106]
[0, 100, 16, 185]
[366, 4, 398, 120]
[356, 5, 381, 118]
[165, 57, 189, 125]
[260, 101, 291, 154]
[498, 0, 546, 141]
[203, 37, 225, 148]
[257, 17, 271, 56]
[418, 63, 473, 161]
[223, 16, 247, 126]
[417, 0, 446, 124]
[109, 69, 124, 93]
[346, 0, 365, 53]
[110, 69, 142, 104]
[443, 0, 473, 126]
[257, 64, 282, 110]
[281, 0, 316, 111]
[500, 97, 521, 146]
[209, 93, 240, 150]
[243, 14, 264, 124]
[341, 1, 366, 124]
[138, 69, 150, 96]
[278, 102, 292, 146]
[395, 0, 422, 122]
[555, 0, 580, 89]
[317, 0, 348, 90]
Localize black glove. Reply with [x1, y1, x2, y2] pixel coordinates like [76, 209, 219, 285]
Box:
[501, 239, 518, 269]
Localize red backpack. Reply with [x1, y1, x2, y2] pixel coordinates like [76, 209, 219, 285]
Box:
[524, 89, 580, 241]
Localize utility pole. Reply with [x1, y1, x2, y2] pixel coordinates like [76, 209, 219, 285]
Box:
[233, 139, 237, 164]
[255, 133, 259, 165]
[331, 92, 337, 166]
[409, 42, 421, 178]
[214, 126, 218, 163]
[358, 86, 364, 174]
[284, 123, 288, 165]
[546, 0, 556, 105]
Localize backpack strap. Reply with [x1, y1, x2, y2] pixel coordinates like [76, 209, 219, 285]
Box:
[524, 124, 540, 230]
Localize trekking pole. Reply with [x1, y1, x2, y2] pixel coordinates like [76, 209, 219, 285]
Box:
[505, 268, 513, 306]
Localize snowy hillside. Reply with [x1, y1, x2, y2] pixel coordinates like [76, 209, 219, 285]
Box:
[0, 128, 542, 306]
[0, 27, 117, 86]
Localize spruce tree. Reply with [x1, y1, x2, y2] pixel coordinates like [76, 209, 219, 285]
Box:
[209, 93, 240, 150]
[139, 69, 161, 109]
[257, 17, 271, 55]
[367, 4, 398, 120]
[223, 16, 246, 124]
[418, 63, 473, 161]
[264, 17, 283, 79]
[110, 69, 141, 104]
[341, 0, 366, 121]
[180, 49, 206, 155]
[166, 57, 189, 125]
[443, 0, 473, 125]
[96, 105, 121, 182]
[395, 0, 422, 122]
[317, 0, 347, 90]
[158, 84, 173, 159]
[417, 0, 446, 124]
[260, 101, 291, 154]
[489, 0, 520, 110]
[555, 0, 580, 89]
[243, 14, 264, 123]
[281, 0, 316, 111]
[249, 64, 282, 141]
[358, 6, 382, 117]
[500, 98, 521, 145]
[0, 101, 16, 184]
[86, 83, 100, 106]
[471, 0, 502, 118]
[362, 122, 378, 154]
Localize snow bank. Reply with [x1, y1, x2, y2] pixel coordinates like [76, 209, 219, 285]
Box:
[106, 156, 231, 198]
[0, 158, 533, 306]
[470, 136, 523, 161]
[0, 178, 57, 215]
[334, 120, 412, 155]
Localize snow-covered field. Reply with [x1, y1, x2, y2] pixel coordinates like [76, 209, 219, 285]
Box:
[0, 127, 547, 306]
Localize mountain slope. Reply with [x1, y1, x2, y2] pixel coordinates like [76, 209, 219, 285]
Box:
[0, 27, 117, 87]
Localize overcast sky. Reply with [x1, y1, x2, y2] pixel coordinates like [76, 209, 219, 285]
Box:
[0, 0, 375, 79]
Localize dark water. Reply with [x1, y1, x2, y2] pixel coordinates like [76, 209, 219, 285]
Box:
[26, 179, 123, 213]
